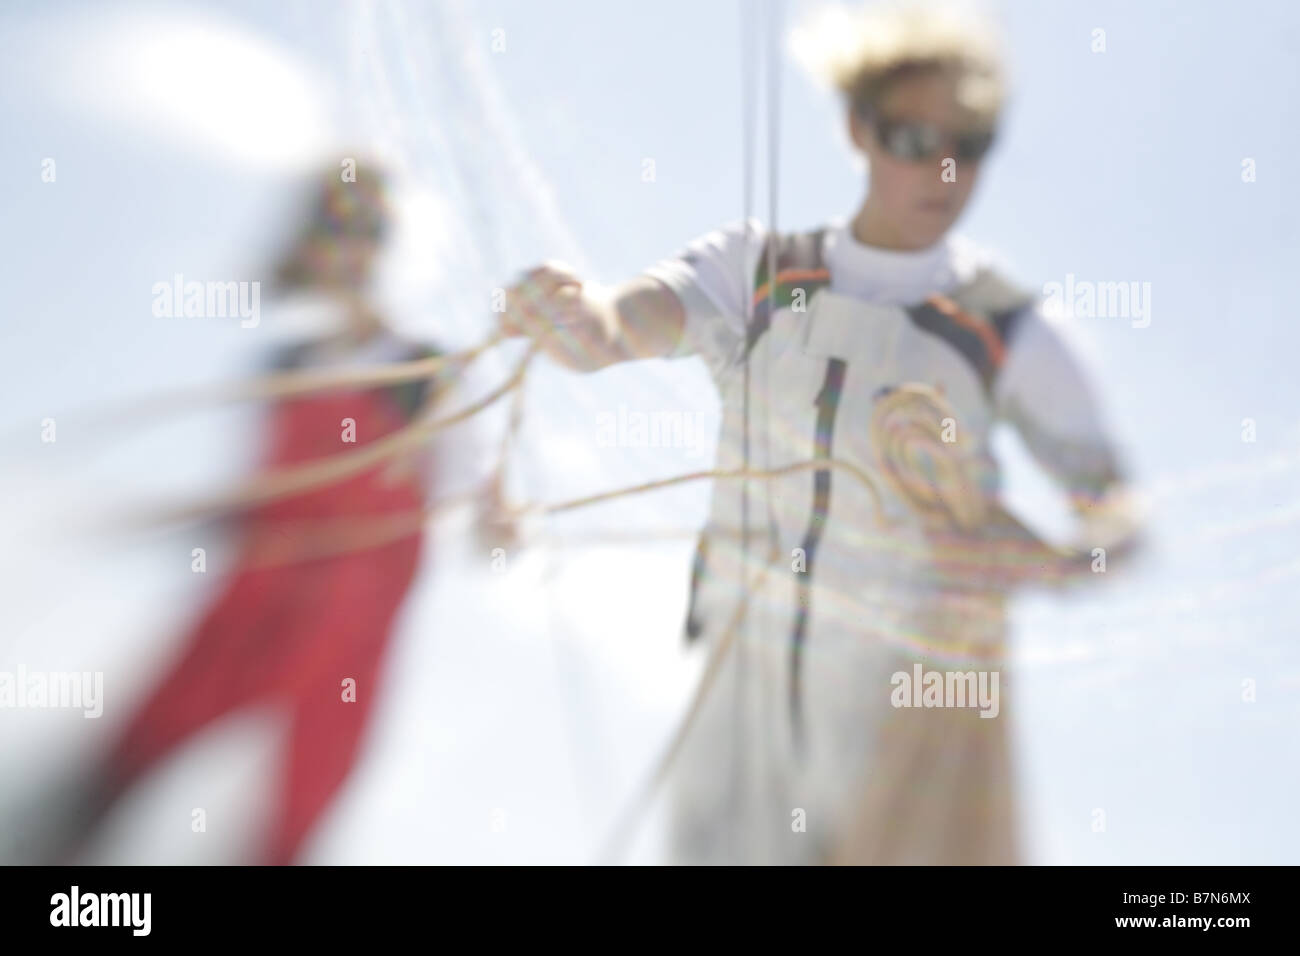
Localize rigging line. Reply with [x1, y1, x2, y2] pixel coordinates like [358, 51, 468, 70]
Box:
[734, 0, 761, 861]
[99, 313, 914, 551]
[12, 333, 506, 454]
[539, 456, 888, 522]
[587, 480, 1087, 863]
[117, 334, 545, 529]
[98, 322, 1033, 595]
[174, 448, 896, 571]
[75, 333, 1078, 866]
[231, 434, 1091, 589]
[105, 335, 504, 425]
[233, 333, 485, 572]
[761, 0, 785, 861]
[208, 430, 1091, 581]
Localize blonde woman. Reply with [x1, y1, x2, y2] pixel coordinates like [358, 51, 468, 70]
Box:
[503, 4, 1141, 864]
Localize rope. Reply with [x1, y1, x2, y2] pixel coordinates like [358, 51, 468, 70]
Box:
[90, 314, 1094, 870]
[86, 332, 508, 432]
[868, 383, 991, 531]
[121, 334, 540, 528]
[735, 0, 761, 863]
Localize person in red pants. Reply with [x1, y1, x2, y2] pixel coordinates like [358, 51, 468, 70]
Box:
[71, 160, 444, 864]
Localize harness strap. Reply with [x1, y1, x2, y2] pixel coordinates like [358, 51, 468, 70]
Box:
[789, 355, 848, 748]
[686, 228, 833, 643]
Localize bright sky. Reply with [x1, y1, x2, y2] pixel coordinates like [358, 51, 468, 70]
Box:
[1, 0, 1297, 863]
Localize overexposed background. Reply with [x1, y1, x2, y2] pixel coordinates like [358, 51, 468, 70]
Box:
[0, 0, 1297, 863]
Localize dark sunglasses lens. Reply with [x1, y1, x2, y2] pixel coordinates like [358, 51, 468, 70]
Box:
[883, 122, 943, 161]
[955, 130, 995, 161]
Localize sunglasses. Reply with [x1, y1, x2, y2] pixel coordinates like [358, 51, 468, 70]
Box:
[863, 111, 997, 164]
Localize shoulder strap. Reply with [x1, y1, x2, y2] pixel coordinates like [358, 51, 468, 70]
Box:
[744, 227, 832, 357]
[686, 229, 831, 646]
[266, 340, 315, 372]
[903, 266, 1036, 394]
[386, 342, 444, 420]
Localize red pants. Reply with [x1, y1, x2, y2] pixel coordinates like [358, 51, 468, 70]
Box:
[97, 528, 421, 864]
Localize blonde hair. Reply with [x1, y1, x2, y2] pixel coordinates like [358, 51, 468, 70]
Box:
[791, 2, 1006, 119]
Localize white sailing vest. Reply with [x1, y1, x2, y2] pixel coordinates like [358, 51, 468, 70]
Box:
[669, 228, 1036, 864]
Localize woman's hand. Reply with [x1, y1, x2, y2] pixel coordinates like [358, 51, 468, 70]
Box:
[500, 265, 688, 369]
[500, 263, 624, 371]
[919, 498, 1141, 593]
